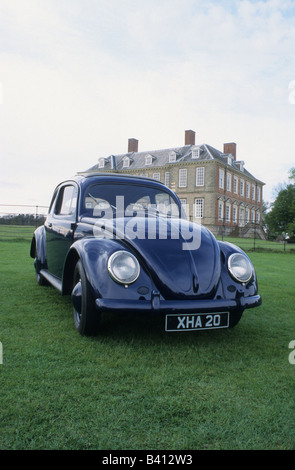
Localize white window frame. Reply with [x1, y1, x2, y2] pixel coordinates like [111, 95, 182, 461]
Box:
[219, 169, 224, 189]
[257, 186, 261, 202]
[165, 171, 170, 188]
[239, 207, 245, 227]
[245, 208, 250, 224]
[196, 167, 204, 187]
[233, 176, 238, 194]
[256, 211, 260, 223]
[218, 200, 224, 221]
[179, 168, 187, 188]
[240, 179, 244, 197]
[169, 151, 176, 163]
[233, 204, 238, 223]
[252, 184, 255, 200]
[122, 157, 130, 168]
[194, 198, 204, 218]
[153, 172, 160, 181]
[98, 158, 105, 169]
[192, 147, 200, 159]
[226, 203, 231, 222]
[145, 155, 153, 166]
[227, 172, 232, 192]
[179, 198, 187, 218]
[246, 182, 250, 199]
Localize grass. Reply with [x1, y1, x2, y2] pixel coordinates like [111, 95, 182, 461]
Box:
[0, 240, 294, 450]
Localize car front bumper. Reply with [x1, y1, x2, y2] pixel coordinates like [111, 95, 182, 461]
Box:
[95, 293, 262, 315]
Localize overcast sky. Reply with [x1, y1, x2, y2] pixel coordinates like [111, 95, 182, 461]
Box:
[1, 0, 295, 212]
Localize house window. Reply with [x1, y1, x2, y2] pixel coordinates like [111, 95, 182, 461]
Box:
[153, 173, 160, 181]
[218, 200, 223, 221]
[233, 204, 238, 223]
[239, 207, 245, 226]
[196, 167, 204, 186]
[246, 182, 250, 199]
[245, 208, 250, 224]
[233, 176, 238, 194]
[179, 199, 187, 217]
[226, 203, 231, 222]
[123, 157, 130, 168]
[98, 158, 105, 169]
[192, 147, 200, 159]
[227, 172, 232, 192]
[240, 179, 244, 197]
[219, 169, 224, 189]
[257, 186, 261, 202]
[169, 151, 176, 163]
[145, 155, 153, 166]
[165, 172, 170, 188]
[179, 169, 187, 187]
[256, 211, 260, 223]
[252, 184, 256, 200]
[195, 198, 204, 218]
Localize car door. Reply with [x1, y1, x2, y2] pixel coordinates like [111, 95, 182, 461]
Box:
[44, 183, 78, 279]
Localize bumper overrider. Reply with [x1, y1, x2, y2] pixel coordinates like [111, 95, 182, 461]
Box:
[95, 292, 262, 330]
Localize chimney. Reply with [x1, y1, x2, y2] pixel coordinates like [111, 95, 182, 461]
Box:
[128, 138, 138, 153]
[223, 142, 237, 160]
[185, 129, 196, 146]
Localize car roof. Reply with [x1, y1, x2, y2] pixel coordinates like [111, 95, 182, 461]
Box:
[74, 172, 167, 186]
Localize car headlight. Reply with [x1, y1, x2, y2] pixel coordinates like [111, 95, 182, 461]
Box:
[228, 253, 253, 283]
[108, 251, 140, 285]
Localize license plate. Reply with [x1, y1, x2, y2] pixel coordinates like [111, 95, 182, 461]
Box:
[165, 312, 229, 332]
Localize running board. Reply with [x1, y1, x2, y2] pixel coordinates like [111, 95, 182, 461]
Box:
[40, 269, 62, 292]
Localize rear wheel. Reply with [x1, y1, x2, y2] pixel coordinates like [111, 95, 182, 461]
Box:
[71, 259, 101, 336]
[34, 246, 48, 286]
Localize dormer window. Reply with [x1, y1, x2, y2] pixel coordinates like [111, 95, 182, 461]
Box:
[123, 156, 130, 168]
[236, 161, 245, 172]
[192, 147, 200, 159]
[169, 151, 177, 163]
[98, 158, 105, 169]
[145, 154, 153, 166]
[227, 155, 233, 165]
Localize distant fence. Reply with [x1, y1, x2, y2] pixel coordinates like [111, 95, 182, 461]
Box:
[0, 204, 48, 241]
[0, 204, 294, 252]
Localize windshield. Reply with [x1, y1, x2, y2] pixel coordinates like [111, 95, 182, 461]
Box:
[81, 183, 182, 219]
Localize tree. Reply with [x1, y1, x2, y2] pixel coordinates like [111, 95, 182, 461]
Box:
[289, 167, 295, 182]
[265, 184, 295, 241]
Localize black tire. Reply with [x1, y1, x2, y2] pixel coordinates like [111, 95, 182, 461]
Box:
[72, 259, 101, 336]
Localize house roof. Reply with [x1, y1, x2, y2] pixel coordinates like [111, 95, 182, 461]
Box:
[86, 143, 264, 184]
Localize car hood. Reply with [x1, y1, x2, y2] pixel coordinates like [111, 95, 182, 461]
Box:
[85, 216, 221, 300]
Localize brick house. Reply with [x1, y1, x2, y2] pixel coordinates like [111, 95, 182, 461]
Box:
[84, 130, 265, 237]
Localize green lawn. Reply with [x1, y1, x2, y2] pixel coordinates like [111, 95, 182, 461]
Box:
[0, 241, 294, 450]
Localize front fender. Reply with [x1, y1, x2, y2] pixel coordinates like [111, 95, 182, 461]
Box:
[62, 237, 155, 301]
[218, 241, 259, 299]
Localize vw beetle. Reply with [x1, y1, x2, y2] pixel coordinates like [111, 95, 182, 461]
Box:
[30, 173, 261, 336]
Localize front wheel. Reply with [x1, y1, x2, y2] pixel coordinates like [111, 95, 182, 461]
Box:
[71, 259, 101, 336]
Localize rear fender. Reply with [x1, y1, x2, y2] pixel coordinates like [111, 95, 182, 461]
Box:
[30, 226, 47, 268]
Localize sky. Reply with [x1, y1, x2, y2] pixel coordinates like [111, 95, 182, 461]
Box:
[1, 0, 295, 213]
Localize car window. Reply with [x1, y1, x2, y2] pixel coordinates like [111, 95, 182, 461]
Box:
[82, 183, 181, 219]
[55, 185, 78, 217]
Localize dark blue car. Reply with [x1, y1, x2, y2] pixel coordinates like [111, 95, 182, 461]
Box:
[30, 173, 261, 336]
